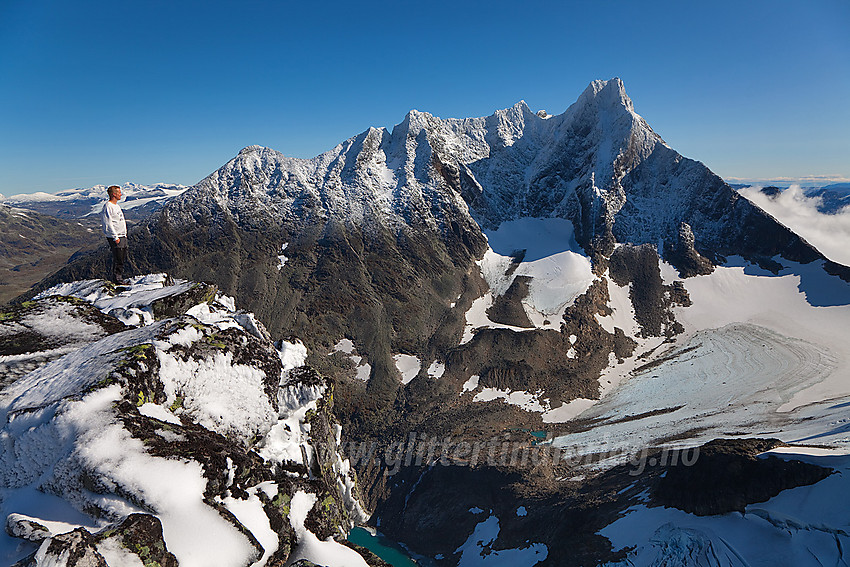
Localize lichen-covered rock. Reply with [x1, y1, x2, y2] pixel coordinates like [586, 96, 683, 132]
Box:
[94, 514, 178, 567]
[12, 528, 108, 567]
[150, 281, 217, 320]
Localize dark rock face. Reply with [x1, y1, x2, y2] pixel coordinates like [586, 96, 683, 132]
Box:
[663, 222, 715, 277]
[362, 437, 835, 566]
[446, 296, 633, 405]
[652, 438, 833, 516]
[365, 457, 644, 566]
[486, 276, 534, 328]
[608, 244, 690, 337]
[149, 281, 217, 320]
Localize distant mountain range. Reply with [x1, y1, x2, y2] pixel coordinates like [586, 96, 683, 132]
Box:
[1, 182, 188, 221]
[8, 79, 850, 566]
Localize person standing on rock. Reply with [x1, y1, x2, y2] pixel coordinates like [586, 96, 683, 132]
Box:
[100, 185, 129, 285]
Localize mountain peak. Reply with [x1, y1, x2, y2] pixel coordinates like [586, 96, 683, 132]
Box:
[238, 144, 270, 156]
[576, 77, 634, 113]
[511, 99, 532, 113]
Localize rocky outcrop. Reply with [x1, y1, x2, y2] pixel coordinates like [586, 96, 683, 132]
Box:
[485, 276, 534, 328]
[608, 244, 690, 337]
[0, 295, 128, 386]
[10, 514, 180, 567]
[0, 276, 370, 567]
[652, 438, 833, 515]
[663, 222, 715, 277]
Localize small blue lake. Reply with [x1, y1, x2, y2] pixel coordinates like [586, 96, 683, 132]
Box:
[347, 527, 420, 566]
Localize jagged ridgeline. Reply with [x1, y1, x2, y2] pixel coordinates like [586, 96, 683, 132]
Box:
[34, 79, 842, 425]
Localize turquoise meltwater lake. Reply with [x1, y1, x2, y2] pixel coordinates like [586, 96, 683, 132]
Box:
[347, 527, 420, 566]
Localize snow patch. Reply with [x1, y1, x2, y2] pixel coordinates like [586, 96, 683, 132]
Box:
[595, 271, 639, 336]
[278, 339, 308, 371]
[473, 388, 550, 413]
[542, 398, 597, 423]
[138, 403, 181, 425]
[393, 354, 421, 385]
[257, 382, 324, 465]
[156, 349, 277, 443]
[426, 361, 445, 379]
[288, 491, 369, 567]
[455, 514, 547, 566]
[220, 486, 279, 566]
[96, 537, 145, 566]
[462, 218, 595, 344]
[354, 362, 372, 382]
[332, 339, 355, 354]
[461, 375, 480, 394]
[333, 339, 371, 382]
[277, 243, 289, 270]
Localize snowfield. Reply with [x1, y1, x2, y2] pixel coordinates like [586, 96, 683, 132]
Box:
[462, 217, 595, 343]
[553, 256, 850, 463]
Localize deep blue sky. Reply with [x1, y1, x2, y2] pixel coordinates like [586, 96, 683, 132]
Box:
[1, 0, 848, 195]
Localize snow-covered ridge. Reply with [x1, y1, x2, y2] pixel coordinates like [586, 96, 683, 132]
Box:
[161, 77, 665, 240]
[4, 182, 188, 205]
[0, 274, 369, 567]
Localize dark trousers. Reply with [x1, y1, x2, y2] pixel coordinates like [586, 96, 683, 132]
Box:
[107, 237, 129, 283]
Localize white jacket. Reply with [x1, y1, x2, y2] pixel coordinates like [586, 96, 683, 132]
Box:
[100, 201, 127, 239]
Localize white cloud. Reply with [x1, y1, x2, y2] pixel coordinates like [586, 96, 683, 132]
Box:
[739, 184, 850, 266]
